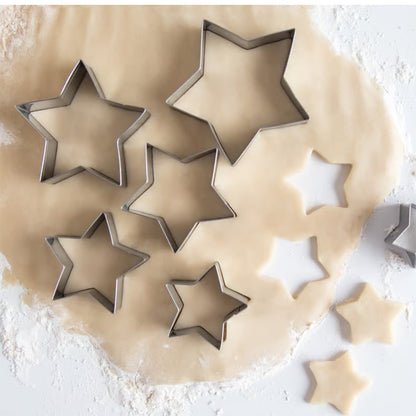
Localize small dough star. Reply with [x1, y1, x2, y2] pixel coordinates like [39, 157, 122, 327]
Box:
[336, 283, 404, 345]
[309, 351, 370, 415]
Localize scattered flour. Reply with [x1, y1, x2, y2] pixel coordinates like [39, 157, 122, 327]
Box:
[0, 250, 309, 414]
[0, 121, 14, 145]
[0, 5, 41, 68]
[0, 5, 39, 143]
[0, 5, 30, 61]
[311, 6, 416, 152]
[0, 247, 323, 415]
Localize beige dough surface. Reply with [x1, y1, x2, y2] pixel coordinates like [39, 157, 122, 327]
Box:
[336, 283, 404, 345]
[0, 6, 403, 385]
[130, 147, 233, 247]
[309, 351, 370, 415]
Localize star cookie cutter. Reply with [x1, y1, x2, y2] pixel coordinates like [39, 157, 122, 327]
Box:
[16, 60, 150, 186]
[165, 263, 250, 350]
[166, 20, 309, 165]
[385, 203, 416, 267]
[122, 144, 235, 253]
[46, 212, 149, 313]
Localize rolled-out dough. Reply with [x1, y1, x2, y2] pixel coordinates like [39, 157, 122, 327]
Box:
[0, 6, 403, 384]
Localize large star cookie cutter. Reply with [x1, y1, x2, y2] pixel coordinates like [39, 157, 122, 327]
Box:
[16, 60, 150, 186]
[166, 20, 309, 165]
[165, 263, 250, 350]
[46, 212, 149, 313]
[122, 144, 235, 253]
[385, 203, 416, 267]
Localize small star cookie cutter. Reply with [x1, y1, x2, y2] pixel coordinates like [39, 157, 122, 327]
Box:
[165, 263, 250, 350]
[46, 212, 149, 313]
[385, 203, 416, 267]
[166, 19, 309, 165]
[16, 60, 150, 186]
[122, 144, 235, 253]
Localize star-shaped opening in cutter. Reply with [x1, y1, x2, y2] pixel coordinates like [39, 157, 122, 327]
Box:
[46, 212, 149, 313]
[336, 283, 404, 345]
[165, 263, 250, 350]
[166, 20, 309, 165]
[309, 351, 370, 415]
[385, 203, 416, 267]
[121, 144, 235, 253]
[16, 60, 150, 186]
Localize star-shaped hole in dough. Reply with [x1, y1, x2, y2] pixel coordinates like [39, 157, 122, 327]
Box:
[168, 20, 308, 165]
[46, 212, 149, 313]
[261, 236, 327, 295]
[287, 150, 351, 214]
[122, 144, 235, 252]
[309, 351, 370, 415]
[16, 60, 149, 186]
[336, 283, 404, 345]
[165, 263, 249, 350]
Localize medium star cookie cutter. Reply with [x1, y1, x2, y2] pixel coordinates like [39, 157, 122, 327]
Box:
[46, 212, 149, 313]
[385, 203, 416, 267]
[16, 60, 150, 186]
[122, 144, 235, 253]
[166, 20, 309, 165]
[165, 263, 250, 350]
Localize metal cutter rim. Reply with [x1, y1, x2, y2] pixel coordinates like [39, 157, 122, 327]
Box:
[166, 19, 309, 165]
[16, 60, 150, 186]
[165, 262, 250, 350]
[46, 211, 150, 313]
[122, 143, 236, 253]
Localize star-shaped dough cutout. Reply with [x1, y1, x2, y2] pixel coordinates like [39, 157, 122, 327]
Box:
[46, 212, 149, 313]
[336, 283, 404, 345]
[167, 20, 308, 165]
[122, 144, 235, 252]
[16, 60, 149, 186]
[309, 351, 370, 415]
[287, 150, 351, 213]
[165, 263, 249, 350]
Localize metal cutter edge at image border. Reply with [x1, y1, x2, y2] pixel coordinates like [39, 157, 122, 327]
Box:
[385, 203, 416, 267]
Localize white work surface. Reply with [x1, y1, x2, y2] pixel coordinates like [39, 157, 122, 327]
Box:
[1, 5, 416, 416]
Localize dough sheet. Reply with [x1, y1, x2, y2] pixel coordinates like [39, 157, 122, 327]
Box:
[0, 6, 402, 384]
